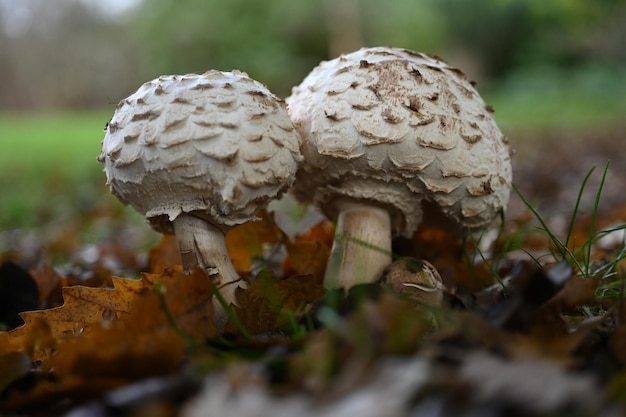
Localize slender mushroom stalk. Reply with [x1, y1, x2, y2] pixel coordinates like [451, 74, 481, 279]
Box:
[325, 201, 391, 288]
[98, 70, 302, 327]
[173, 214, 242, 305]
[287, 47, 512, 289]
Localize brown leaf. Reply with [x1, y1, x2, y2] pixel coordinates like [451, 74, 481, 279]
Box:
[505, 326, 589, 366]
[0, 267, 218, 362]
[140, 267, 219, 342]
[282, 240, 330, 282]
[541, 276, 600, 316]
[396, 226, 494, 293]
[225, 211, 285, 274]
[295, 220, 334, 248]
[29, 263, 66, 307]
[610, 322, 626, 367]
[435, 311, 587, 368]
[0, 351, 31, 392]
[0, 276, 149, 361]
[42, 267, 217, 379]
[228, 269, 325, 334]
[281, 220, 333, 281]
[147, 234, 182, 273]
[1, 267, 218, 413]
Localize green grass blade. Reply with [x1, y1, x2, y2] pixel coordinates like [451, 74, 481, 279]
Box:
[210, 279, 253, 341]
[155, 280, 227, 354]
[564, 165, 595, 250]
[583, 161, 610, 277]
[512, 183, 581, 271]
[467, 231, 504, 289]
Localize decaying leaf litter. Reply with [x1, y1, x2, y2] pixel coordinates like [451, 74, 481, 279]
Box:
[1, 51, 626, 416]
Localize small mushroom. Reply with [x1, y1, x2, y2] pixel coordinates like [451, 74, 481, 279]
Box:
[98, 70, 302, 324]
[380, 259, 443, 306]
[287, 47, 512, 289]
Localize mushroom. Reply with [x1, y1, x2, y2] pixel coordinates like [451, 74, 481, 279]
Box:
[98, 70, 302, 324]
[287, 47, 512, 289]
[380, 259, 443, 306]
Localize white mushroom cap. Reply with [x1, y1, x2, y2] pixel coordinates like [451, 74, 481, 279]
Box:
[287, 47, 512, 238]
[99, 70, 302, 234]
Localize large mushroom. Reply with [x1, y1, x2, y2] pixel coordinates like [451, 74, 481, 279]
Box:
[287, 47, 512, 289]
[98, 70, 302, 323]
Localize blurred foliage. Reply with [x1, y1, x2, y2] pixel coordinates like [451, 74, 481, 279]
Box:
[435, 0, 626, 79]
[1, 0, 624, 107]
[132, 0, 328, 97]
[132, 0, 626, 95]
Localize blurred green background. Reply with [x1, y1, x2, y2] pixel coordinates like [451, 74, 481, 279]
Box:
[1, 0, 625, 262]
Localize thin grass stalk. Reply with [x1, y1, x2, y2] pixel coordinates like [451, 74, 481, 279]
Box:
[513, 183, 581, 270]
[582, 161, 610, 277]
[564, 165, 595, 250]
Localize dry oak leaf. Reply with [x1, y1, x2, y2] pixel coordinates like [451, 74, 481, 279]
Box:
[138, 267, 219, 342]
[0, 267, 219, 363]
[1, 268, 220, 413]
[0, 275, 149, 362]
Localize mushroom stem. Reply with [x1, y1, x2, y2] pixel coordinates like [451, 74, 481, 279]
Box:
[173, 213, 244, 325]
[324, 202, 392, 288]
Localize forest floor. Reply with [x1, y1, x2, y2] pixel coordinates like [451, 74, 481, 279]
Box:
[1, 123, 626, 416]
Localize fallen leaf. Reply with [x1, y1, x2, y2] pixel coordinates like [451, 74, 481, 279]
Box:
[395, 226, 494, 293]
[225, 211, 285, 274]
[0, 275, 149, 361]
[1, 267, 218, 413]
[540, 276, 600, 316]
[29, 263, 66, 308]
[147, 234, 182, 273]
[282, 239, 331, 282]
[610, 322, 626, 367]
[0, 351, 31, 392]
[294, 220, 334, 248]
[0, 267, 219, 363]
[229, 269, 325, 334]
[484, 260, 573, 331]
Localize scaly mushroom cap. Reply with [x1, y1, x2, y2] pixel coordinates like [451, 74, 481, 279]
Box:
[287, 47, 512, 238]
[99, 70, 302, 234]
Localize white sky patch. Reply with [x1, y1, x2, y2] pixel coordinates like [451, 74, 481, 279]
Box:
[80, 0, 142, 18]
[0, 0, 35, 37]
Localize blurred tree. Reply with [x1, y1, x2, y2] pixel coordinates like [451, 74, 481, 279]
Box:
[0, 0, 623, 110]
[0, 0, 145, 110]
[433, 0, 626, 80]
[360, 0, 446, 54]
[322, 0, 363, 57]
[0, 7, 21, 108]
[131, 0, 453, 96]
[131, 0, 328, 97]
